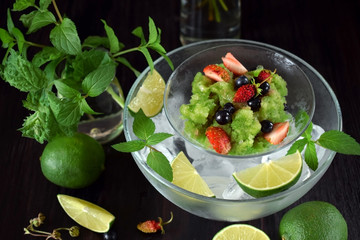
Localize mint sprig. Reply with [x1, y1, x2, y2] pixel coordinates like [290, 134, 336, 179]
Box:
[112, 109, 173, 181]
[288, 111, 360, 171]
[0, 0, 174, 144]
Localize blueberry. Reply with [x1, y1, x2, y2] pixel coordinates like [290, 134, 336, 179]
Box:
[223, 102, 236, 114]
[104, 230, 118, 240]
[261, 120, 274, 133]
[215, 110, 232, 125]
[259, 82, 270, 95]
[247, 97, 261, 111]
[284, 103, 289, 111]
[234, 75, 249, 89]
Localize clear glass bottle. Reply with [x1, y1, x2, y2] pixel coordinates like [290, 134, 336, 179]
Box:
[180, 0, 241, 45]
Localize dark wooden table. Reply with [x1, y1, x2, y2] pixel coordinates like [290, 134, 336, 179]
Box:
[1, 0, 359, 239]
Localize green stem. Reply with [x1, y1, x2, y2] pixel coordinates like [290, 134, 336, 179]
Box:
[106, 85, 125, 109]
[25, 40, 47, 48]
[112, 47, 140, 58]
[52, 0, 63, 23]
[148, 145, 161, 153]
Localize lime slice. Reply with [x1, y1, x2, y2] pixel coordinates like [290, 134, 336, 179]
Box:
[128, 69, 165, 117]
[213, 224, 270, 240]
[171, 151, 215, 197]
[57, 194, 115, 233]
[232, 150, 303, 198]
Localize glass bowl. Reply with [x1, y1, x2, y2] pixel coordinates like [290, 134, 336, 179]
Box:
[123, 39, 342, 221]
[164, 44, 315, 158]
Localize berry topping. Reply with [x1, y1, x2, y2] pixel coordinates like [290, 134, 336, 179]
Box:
[203, 64, 230, 82]
[205, 126, 231, 154]
[221, 52, 248, 75]
[257, 69, 273, 82]
[259, 81, 270, 95]
[137, 212, 173, 234]
[260, 120, 274, 133]
[215, 110, 232, 125]
[263, 121, 289, 145]
[234, 75, 250, 89]
[247, 97, 261, 111]
[233, 84, 256, 103]
[223, 102, 236, 114]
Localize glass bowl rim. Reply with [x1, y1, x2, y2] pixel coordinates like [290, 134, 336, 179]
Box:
[124, 39, 342, 204]
[163, 42, 316, 159]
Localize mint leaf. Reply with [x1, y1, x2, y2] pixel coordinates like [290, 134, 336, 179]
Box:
[20, 111, 49, 144]
[72, 49, 107, 80]
[147, 132, 173, 146]
[12, 0, 35, 11]
[32, 46, 63, 67]
[80, 98, 100, 115]
[20, 105, 77, 144]
[112, 140, 146, 152]
[82, 62, 116, 97]
[3, 49, 48, 92]
[148, 17, 158, 44]
[133, 109, 155, 140]
[132, 26, 146, 45]
[48, 92, 82, 127]
[50, 18, 81, 55]
[115, 57, 141, 77]
[39, 0, 52, 10]
[11, 27, 26, 53]
[19, 10, 37, 28]
[26, 10, 56, 34]
[302, 122, 313, 140]
[147, 150, 173, 182]
[82, 36, 110, 49]
[101, 19, 120, 53]
[317, 130, 360, 155]
[0, 28, 14, 48]
[7, 9, 15, 33]
[295, 109, 310, 131]
[287, 138, 309, 155]
[138, 46, 154, 71]
[54, 80, 81, 99]
[304, 141, 318, 171]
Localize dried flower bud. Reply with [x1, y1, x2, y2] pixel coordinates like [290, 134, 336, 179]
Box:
[37, 213, 46, 224]
[52, 230, 62, 239]
[69, 226, 80, 237]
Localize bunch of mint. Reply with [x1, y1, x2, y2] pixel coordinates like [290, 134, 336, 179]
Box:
[112, 109, 173, 181]
[0, 0, 173, 144]
[288, 111, 360, 171]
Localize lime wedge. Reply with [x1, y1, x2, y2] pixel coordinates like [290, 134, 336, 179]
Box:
[232, 151, 303, 198]
[171, 151, 215, 197]
[57, 194, 115, 233]
[213, 224, 270, 240]
[128, 69, 165, 117]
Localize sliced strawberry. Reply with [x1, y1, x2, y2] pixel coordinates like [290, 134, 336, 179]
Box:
[205, 126, 231, 154]
[233, 84, 256, 103]
[203, 64, 230, 82]
[263, 121, 289, 145]
[222, 52, 248, 75]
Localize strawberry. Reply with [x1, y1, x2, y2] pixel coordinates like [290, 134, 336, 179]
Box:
[203, 64, 230, 82]
[263, 121, 289, 145]
[222, 52, 248, 75]
[257, 69, 273, 83]
[137, 212, 173, 234]
[205, 126, 231, 154]
[233, 84, 256, 103]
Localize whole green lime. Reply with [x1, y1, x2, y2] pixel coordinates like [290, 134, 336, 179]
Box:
[40, 133, 105, 189]
[279, 201, 348, 240]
